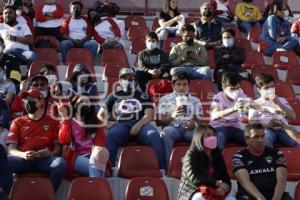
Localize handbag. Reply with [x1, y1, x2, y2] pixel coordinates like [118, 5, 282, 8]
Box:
[199, 185, 226, 200]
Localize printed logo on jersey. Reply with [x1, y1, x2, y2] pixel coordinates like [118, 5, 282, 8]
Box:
[118, 99, 142, 114]
[247, 161, 253, 166]
[265, 156, 273, 164]
[233, 158, 244, 168]
[249, 167, 275, 175]
[43, 125, 50, 132]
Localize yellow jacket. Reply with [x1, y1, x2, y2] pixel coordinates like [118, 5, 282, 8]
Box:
[235, 2, 262, 22]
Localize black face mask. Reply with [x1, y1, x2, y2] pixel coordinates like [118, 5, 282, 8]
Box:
[185, 38, 194, 45]
[203, 10, 213, 17]
[25, 100, 38, 114]
[74, 10, 81, 18]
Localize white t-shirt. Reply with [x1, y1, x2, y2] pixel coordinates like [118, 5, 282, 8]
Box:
[0, 22, 31, 51]
[69, 18, 88, 40]
[216, 0, 230, 19]
[95, 19, 124, 46]
[37, 4, 63, 28]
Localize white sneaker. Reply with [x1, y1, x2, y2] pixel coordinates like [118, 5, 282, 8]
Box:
[276, 48, 287, 52]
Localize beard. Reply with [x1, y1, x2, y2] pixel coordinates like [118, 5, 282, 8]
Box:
[5, 18, 16, 26]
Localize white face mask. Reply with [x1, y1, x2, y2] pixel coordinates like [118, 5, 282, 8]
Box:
[16, 9, 22, 16]
[223, 38, 234, 48]
[261, 87, 275, 98]
[284, 10, 289, 17]
[225, 88, 241, 100]
[40, 91, 48, 98]
[146, 42, 158, 50]
[45, 75, 57, 85]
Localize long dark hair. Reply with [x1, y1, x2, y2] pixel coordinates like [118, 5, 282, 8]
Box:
[190, 124, 216, 151]
[163, 0, 179, 14]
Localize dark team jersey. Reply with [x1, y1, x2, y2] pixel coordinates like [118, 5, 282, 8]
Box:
[232, 147, 287, 199]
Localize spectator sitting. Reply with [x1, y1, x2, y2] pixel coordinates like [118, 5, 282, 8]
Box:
[156, 0, 184, 49]
[211, 0, 235, 26]
[97, 67, 166, 169]
[136, 32, 170, 91]
[60, 1, 98, 64]
[7, 89, 67, 192]
[260, 3, 298, 56]
[38, 63, 58, 85]
[290, 18, 300, 55]
[58, 95, 109, 178]
[178, 124, 231, 200]
[94, 0, 120, 16]
[249, 73, 300, 147]
[169, 24, 212, 80]
[89, 9, 123, 50]
[263, 0, 293, 24]
[235, 0, 262, 34]
[210, 72, 249, 150]
[194, 2, 223, 50]
[0, 5, 36, 65]
[21, 0, 35, 20]
[0, 144, 13, 199]
[158, 72, 203, 166]
[233, 122, 292, 200]
[35, 0, 64, 40]
[214, 29, 251, 91]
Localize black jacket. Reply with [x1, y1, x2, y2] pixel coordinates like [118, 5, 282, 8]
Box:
[178, 147, 231, 200]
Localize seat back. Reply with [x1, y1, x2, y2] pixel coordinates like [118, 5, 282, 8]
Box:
[130, 38, 146, 54]
[272, 51, 299, 69]
[28, 60, 58, 78]
[240, 80, 255, 99]
[34, 35, 59, 50]
[127, 25, 149, 41]
[236, 39, 252, 51]
[66, 48, 94, 66]
[286, 67, 300, 85]
[167, 146, 189, 178]
[242, 51, 265, 69]
[125, 15, 147, 30]
[275, 81, 296, 100]
[101, 49, 129, 66]
[222, 147, 243, 179]
[35, 48, 60, 65]
[125, 177, 169, 200]
[207, 50, 216, 69]
[118, 146, 162, 179]
[151, 17, 160, 31]
[287, 99, 300, 125]
[68, 177, 113, 200]
[65, 62, 95, 81]
[10, 177, 55, 200]
[102, 63, 123, 81]
[279, 147, 300, 181]
[103, 77, 120, 97]
[251, 65, 279, 82]
[189, 80, 215, 100]
[247, 27, 262, 43]
[162, 37, 183, 53]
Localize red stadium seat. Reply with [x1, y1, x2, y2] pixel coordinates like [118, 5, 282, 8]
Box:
[130, 38, 146, 54]
[101, 49, 129, 66]
[162, 37, 183, 53]
[201, 100, 212, 123]
[127, 25, 149, 41]
[295, 181, 300, 200]
[247, 27, 262, 43]
[125, 15, 147, 30]
[118, 146, 162, 179]
[28, 60, 58, 78]
[10, 177, 55, 200]
[272, 51, 299, 70]
[287, 99, 300, 125]
[242, 51, 265, 69]
[65, 62, 95, 81]
[236, 39, 252, 51]
[66, 48, 94, 66]
[103, 77, 120, 97]
[207, 50, 216, 69]
[251, 65, 279, 82]
[240, 80, 255, 99]
[35, 48, 60, 65]
[125, 177, 169, 200]
[275, 81, 296, 100]
[278, 147, 300, 181]
[222, 146, 243, 179]
[102, 63, 123, 81]
[189, 80, 215, 100]
[167, 146, 189, 179]
[231, 27, 243, 40]
[185, 17, 198, 24]
[285, 67, 300, 85]
[68, 177, 113, 200]
[34, 35, 59, 51]
[151, 17, 160, 31]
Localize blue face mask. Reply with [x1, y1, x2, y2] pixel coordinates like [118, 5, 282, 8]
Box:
[0, 71, 4, 80]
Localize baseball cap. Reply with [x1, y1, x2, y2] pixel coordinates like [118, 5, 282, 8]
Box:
[89, 146, 109, 172]
[31, 74, 49, 84]
[119, 67, 136, 78]
[21, 89, 44, 100]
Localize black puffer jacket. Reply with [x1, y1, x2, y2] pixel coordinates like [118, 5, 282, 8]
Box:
[178, 147, 231, 200]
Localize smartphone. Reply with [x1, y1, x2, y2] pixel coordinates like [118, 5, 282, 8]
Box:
[181, 105, 187, 114]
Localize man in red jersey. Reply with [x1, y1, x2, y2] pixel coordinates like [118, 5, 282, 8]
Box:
[7, 89, 66, 192]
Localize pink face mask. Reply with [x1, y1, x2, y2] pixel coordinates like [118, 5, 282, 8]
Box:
[203, 136, 217, 149]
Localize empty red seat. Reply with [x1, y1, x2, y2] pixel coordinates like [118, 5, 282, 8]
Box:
[35, 48, 60, 65]
[66, 48, 94, 66]
[275, 81, 296, 100]
[295, 181, 300, 200]
[127, 25, 149, 41]
[236, 39, 252, 51]
[251, 65, 279, 82]
[287, 99, 300, 125]
[222, 146, 243, 179]
[247, 27, 262, 43]
[231, 27, 243, 40]
[102, 63, 123, 81]
[272, 51, 299, 70]
[34, 35, 60, 51]
[167, 146, 189, 179]
[118, 146, 162, 179]
[162, 36, 182, 53]
[125, 15, 147, 30]
[68, 177, 113, 200]
[285, 67, 300, 85]
[278, 147, 300, 181]
[101, 49, 129, 66]
[207, 50, 216, 69]
[125, 177, 169, 200]
[130, 38, 146, 54]
[242, 51, 265, 69]
[185, 17, 198, 24]
[65, 62, 95, 81]
[240, 80, 255, 99]
[151, 17, 160, 31]
[103, 77, 120, 97]
[10, 177, 55, 200]
[28, 60, 58, 78]
[189, 80, 215, 100]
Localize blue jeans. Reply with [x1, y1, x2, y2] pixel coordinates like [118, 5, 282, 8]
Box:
[106, 121, 166, 169]
[161, 125, 194, 166]
[238, 21, 261, 34]
[0, 145, 13, 195]
[172, 65, 212, 80]
[4, 48, 36, 65]
[265, 127, 300, 147]
[60, 40, 98, 64]
[215, 126, 245, 150]
[263, 38, 298, 56]
[74, 155, 103, 177]
[8, 156, 67, 192]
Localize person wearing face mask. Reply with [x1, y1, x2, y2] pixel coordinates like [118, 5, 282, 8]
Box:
[233, 122, 292, 200]
[57, 95, 108, 178]
[157, 72, 203, 167]
[260, 3, 298, 56]
[235, 0, 262, 34]
[7, 89, 67, 192]
[263, 0, 293, 24]
[210, 72, 250, 150]
[60, 1, 98, 64]
[136, 32, 170, 91]
[214, 29, 251, 91]
[178, 124, 232, 200]
[194, 2, 223, 50]
[169, 24, 212, 81]
[97, 67, 166, 170]
[248, 73, 300, 148]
